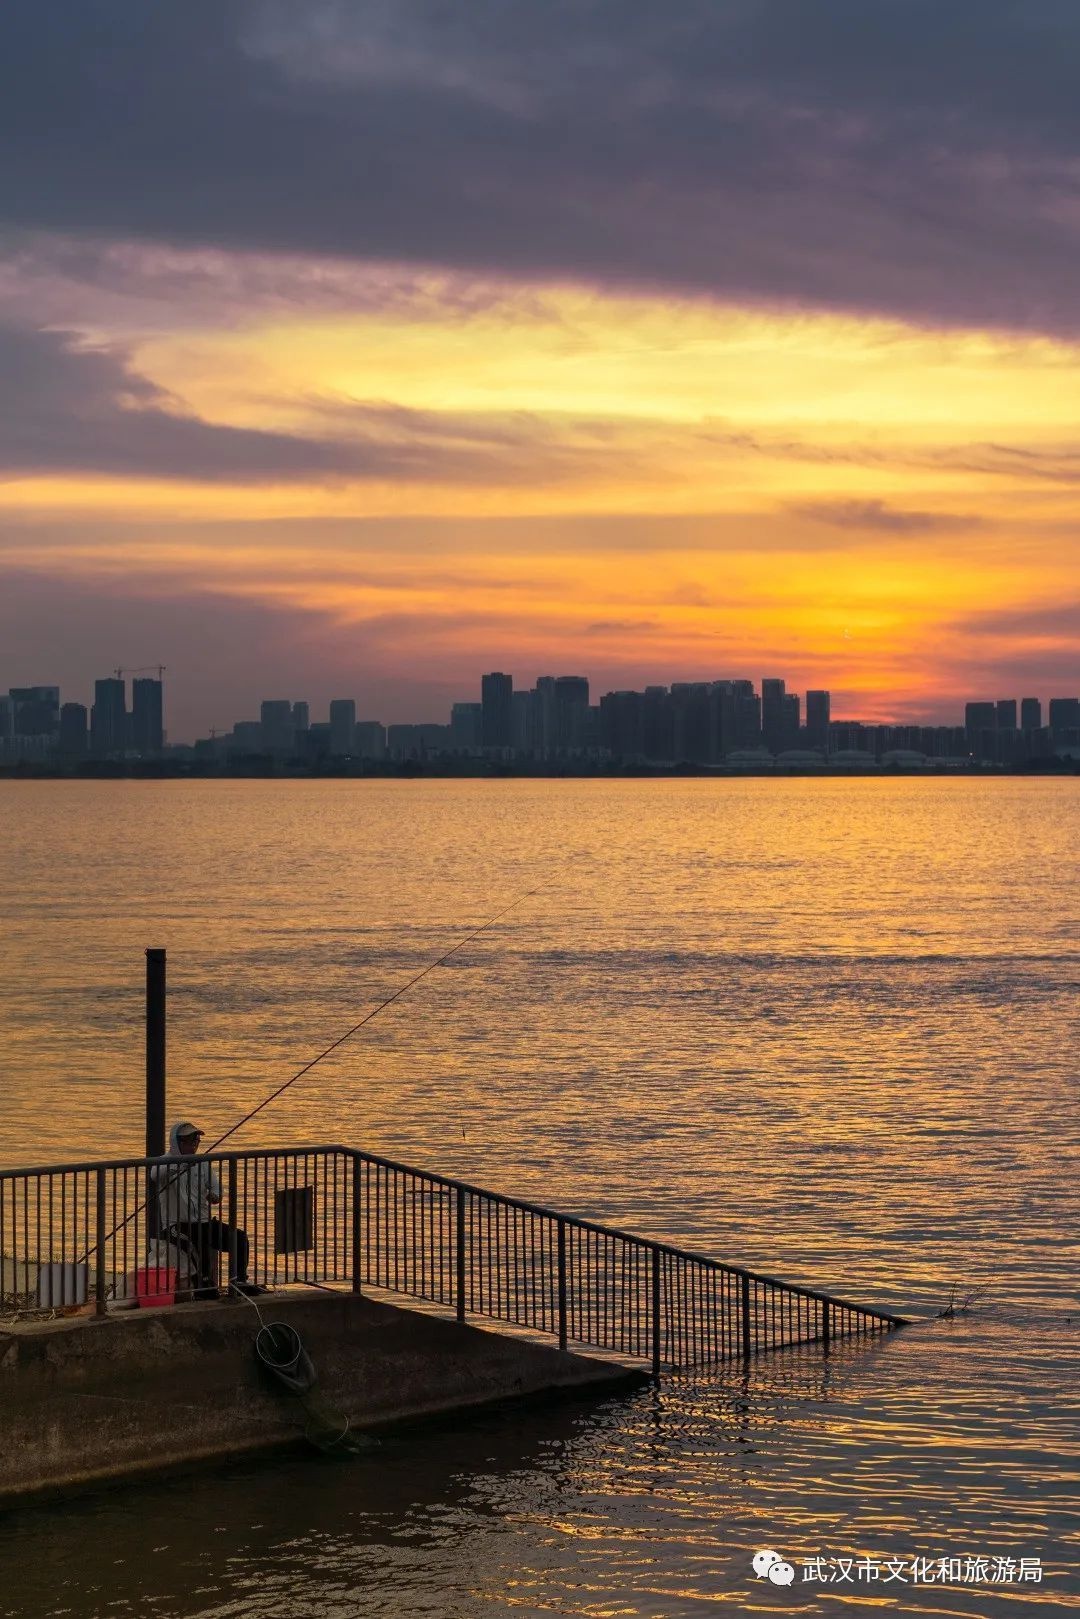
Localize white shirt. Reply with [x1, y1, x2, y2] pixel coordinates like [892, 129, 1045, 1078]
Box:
[151, 1156, 221, 1228]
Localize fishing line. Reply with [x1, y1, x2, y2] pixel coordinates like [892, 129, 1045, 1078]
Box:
[206, 878, 548, 1152]
[75, 879, 546, 1271]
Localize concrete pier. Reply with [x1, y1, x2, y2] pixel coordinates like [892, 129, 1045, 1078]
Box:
[0, 1292, 646, 1500]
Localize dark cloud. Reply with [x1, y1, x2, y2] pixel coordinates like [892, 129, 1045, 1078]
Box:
[0, 319, 650, 485]
[3, 2, 1080, 332]
[0, 236, 522, 333]
[0, 320, 367, 482]
[790, 499, 985, 534]
[944, 442, 1080, 485]
[584, 619, 660, 634]
[946, 600, 1080, 644]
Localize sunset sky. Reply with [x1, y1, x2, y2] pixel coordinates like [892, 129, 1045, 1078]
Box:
[1, 1, 1078, 739]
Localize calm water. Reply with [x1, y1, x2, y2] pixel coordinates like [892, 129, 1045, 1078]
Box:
[0, 778, 1077, 1614]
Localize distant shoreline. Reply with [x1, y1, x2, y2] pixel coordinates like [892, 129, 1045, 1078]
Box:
[1, 759, 1076, 781]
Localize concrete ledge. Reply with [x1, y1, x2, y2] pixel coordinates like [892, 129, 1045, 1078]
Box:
[0, 1292, 646, 1500]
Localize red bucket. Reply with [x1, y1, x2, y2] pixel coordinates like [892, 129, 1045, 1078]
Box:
[135, 1266, 177, 1308]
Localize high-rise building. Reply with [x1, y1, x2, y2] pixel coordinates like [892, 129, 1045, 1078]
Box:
[386, 723, 450, 761]
[553, 676, 589, 754]
[58, 703, 88, 758]
[965, 702, 996, 733]
[761, 678, 786, 753]
[582, 704, 602, 752]
[305, 723, 331, 758]
[230, 721, 263, 754]
[996, 699, 1017, 732]
[328, 699, 356, 756]
[1, 686, 58, 760]
[1049, 697, 1080, 737]
[964, 701, 997, 759]
[260, 700, 294, 756]
[733, 688, 762, 752]
[668, 684, 689, 760]
[91, 677, 127, 755]
[780, 692, 801, 751]
[292, 701, 310, 736]
[671, 682, 712, 763]
[707, 683, 730, 761]
[481, 672, 513, 749]
[599, 690, 643, 758]
[451, 702, 483, 750]
[642, 686, 673, 761]
[131, 677, 164, 754]
[1020, 698, 1042, 731]
[805, 690, 831, 752]
[354, 721, 386, 760]
[511, 691, 535, 753]
[9, 686, 60, 740]
[533, 676, 556, 755]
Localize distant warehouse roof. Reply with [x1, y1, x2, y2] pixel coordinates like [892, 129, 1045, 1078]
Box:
[880, 749, 931, 767]
[827, 749, 878, 767]
[725, 750, 775, 767]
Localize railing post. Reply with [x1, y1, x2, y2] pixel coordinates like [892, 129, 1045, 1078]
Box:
[95, 1168, 107, 1317]
[557, 1219, 568, 1350]
[226, 1159, 238, 1288]
[456, 1185, 466, 1322]
[741, 1273, 752, 1358]
[651, 1244, 662, 1378]
[821, 1298, 830, 1349]
[351, 1153, 363, 1294]
[145, 948, 167, 1159]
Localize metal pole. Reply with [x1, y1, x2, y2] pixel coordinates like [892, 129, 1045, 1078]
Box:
[456, 1185, 466, 1322]
[741, 1273, 752, 1358]
[95, 1168, 107, 1317]
[145, 948, 166, 1158]
[557, 1220, 568, 1351]
[351, 1152, 363, 1294]
[651, 1245, 662, 1378]
[227, 1159, 239, 1289]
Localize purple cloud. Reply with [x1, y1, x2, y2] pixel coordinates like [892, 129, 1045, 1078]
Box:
[790, 499, 986, 534]
[3, 3, 1080, 333]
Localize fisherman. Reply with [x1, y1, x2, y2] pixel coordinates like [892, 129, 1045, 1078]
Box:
[151, 1122, 264, 1299]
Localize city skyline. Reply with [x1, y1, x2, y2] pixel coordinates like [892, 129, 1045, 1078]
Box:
[4, 664, 1077, 766]
[2, 657, 1079, 748]
[1, 7, 1079, 736]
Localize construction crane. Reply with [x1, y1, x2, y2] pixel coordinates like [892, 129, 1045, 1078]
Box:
[114, 665, 166, 681]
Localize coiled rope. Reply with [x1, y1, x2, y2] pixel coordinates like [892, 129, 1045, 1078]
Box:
[231, 1282, 362, 1453]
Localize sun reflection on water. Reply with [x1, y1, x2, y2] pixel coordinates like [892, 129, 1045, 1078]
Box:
[0, 777, 1076, 1614]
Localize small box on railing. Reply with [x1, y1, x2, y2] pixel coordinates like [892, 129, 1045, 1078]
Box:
[274, 1186, 314, 1254]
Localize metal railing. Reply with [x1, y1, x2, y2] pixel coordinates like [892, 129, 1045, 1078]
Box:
[0, 1146, 906, 1368]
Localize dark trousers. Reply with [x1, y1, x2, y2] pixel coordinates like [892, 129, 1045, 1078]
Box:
[171, 1219, 249, 1290]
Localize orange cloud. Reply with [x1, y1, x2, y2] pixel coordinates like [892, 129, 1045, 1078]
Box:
[1, 285, 1077, 730]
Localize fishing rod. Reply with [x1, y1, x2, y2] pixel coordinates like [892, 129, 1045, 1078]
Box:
[206, 877, 548, 1150]
[77, 877, 547, 1268]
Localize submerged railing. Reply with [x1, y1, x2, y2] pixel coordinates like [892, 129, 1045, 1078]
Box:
[0, 1146, 906, 1368]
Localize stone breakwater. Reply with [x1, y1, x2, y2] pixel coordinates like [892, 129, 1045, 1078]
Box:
[0, 1291, 645, 1499]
